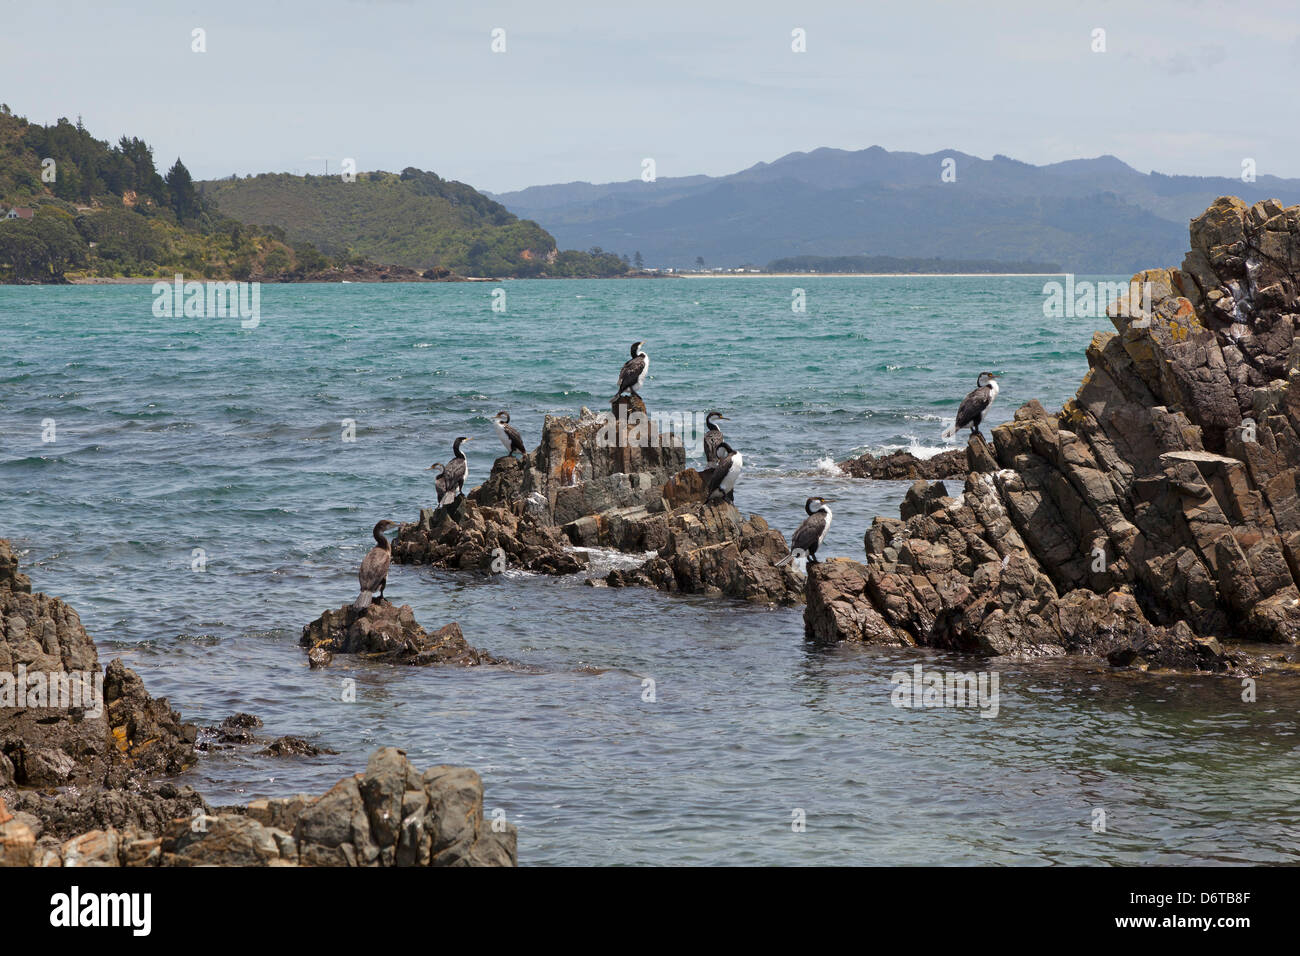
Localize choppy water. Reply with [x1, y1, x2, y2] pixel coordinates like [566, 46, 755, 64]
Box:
[2, 277, 1298, 865]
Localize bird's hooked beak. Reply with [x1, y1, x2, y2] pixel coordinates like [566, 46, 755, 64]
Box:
[821, 497, 839, 504]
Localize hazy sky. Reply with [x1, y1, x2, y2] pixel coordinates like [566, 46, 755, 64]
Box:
[2, 0, 1296, 192]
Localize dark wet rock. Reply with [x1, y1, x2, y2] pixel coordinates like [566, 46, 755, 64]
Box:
[196, 713, 268, 751]
[300, 600, 500, 667]
[259, 736, 337, 758]
[604, 498, 806, 605]
[394, 497, 585, 575]
[0, 542, 197, 788]
[805, 196, 1300, 673]
[6, 747, 516, 867]
[837, 447, 967, 480]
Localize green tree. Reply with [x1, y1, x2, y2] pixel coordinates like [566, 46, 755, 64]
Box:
[165, 158, 200, 222]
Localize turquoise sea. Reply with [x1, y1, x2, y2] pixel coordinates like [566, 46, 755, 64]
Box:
[2, 276, 1298, 865]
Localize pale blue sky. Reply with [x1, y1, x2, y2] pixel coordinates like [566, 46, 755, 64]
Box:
[2, 0, 1296, 191]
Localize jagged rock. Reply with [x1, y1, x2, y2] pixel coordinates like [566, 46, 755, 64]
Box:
[0, 541, 31, 594]
[806, 196, 1300, 672]
[6, 747, 516, 867]
[0, 542, 197, 787]
[259, 736, 337, 757]
[605, 499, 806, 605]
[300, 600, 500, 667]
[837, 447, 967, 480]
[397, 399, 688, 578]
[394, 497, 585, 575]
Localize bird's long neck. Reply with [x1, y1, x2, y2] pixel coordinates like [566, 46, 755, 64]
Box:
[373, 528, 391, 549]
[454, 441, 466, 459]
[706, 415, 721, 432]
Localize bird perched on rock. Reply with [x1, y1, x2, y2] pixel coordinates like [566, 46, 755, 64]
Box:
[615, 340, 649, 399]
[493, 411, 527, 458]
[434, 436, 471, 505]
[703, 411, 729, 464]
[429, 462, 451, 504]
[354, 519, 398, 610]
[775, 497, 836, 568]
[943, 372, 1000, 440]
[705, 441, 743, 502]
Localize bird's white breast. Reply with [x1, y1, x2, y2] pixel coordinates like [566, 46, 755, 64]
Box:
[720, 454, 742, 491]
[494, 420, 511, 450]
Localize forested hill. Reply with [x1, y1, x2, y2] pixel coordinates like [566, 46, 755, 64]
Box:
[0, 106, 627, 282]
[200, 168, 626, 277]
[0, 106, 357, 283]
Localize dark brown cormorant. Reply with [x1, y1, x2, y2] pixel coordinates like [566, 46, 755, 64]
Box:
[494, 411, 527, 458]
[429, 462, 451, 504]
[615, 341, 649, 399]
[354, 519, 398, 609]
[703, 411, 729, 464]
[943, 372, 1000, 440]
[775, 497, 836, 567]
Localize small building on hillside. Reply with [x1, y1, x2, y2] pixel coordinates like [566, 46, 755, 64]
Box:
[3, 207, 35, 220]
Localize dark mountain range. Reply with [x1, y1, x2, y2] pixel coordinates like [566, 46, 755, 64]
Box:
[490, 147, 1300, 272]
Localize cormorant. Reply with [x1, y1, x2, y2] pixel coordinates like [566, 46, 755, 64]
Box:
[705, 442, 743, 502]
[354, 519, 398, 609]
[615, 341, 649, 399]
[703, 411, 729, 464]
[943, 372, 1000, 440]
[775, 497, 836, 567]
[429, 462, 451, 504]
[437, 436, 471, 505]
[493, 411, 527, 458]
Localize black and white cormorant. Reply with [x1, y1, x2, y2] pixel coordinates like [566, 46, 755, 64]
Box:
[435, 436, 472, 505]
[703, 411, 729, 464]
[775, 497, 836, 567]
[615, 340, 649, 399]
[493, 410, 527, 458]
[354, 519, 398, 609]
[705, 441, 743, 502]
[942, 372, 1000, 440]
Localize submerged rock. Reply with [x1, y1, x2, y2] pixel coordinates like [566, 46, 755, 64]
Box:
[6, 747, 515, 867]
[259, 735, 338, 757]
[837, 447, 967, 480]
[806, 196, 1300, 672]
[300, 600, 500, 667]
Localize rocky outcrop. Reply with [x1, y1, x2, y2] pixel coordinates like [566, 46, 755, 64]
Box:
[0, 541, 197, 788]
[837, 447, 967, 480]
[394, 497, 585, 575]
[805, 197, 1300, 672]
[300, 600, 500, 668]
[604, 499, 805, 605]
[1, 747, 516, 867]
